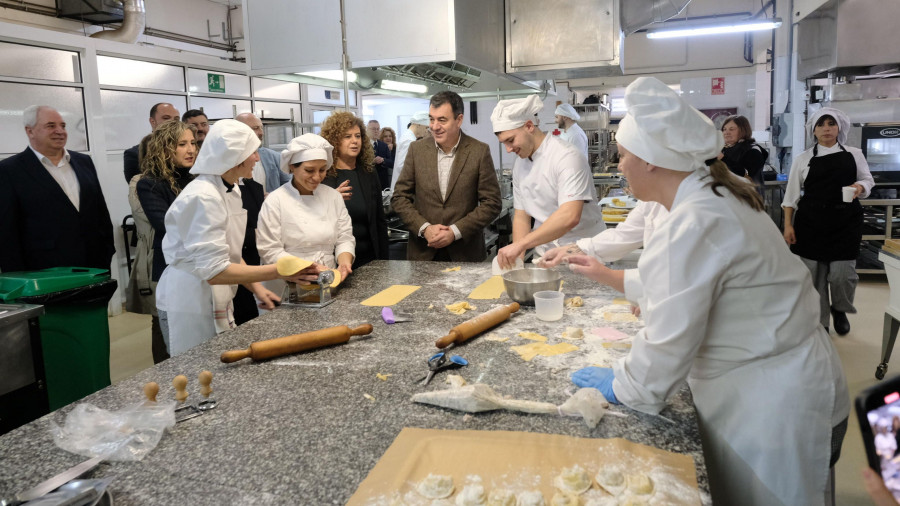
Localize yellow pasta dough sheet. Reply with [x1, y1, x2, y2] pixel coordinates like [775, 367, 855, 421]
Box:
[517, 331, 547, 342]
[446, 301, 476, 314]
[510, 341, 578, 361]
[442, 266, 462, 272]
[604, 312, 639, 323]
[467, 275, 506, 300]
[347, 428, 701, 505]
[360, 285, 421, 306]
[612, 297, 630, 306]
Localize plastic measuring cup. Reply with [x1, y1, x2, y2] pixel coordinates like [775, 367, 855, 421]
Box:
[534, 290, 564, 321]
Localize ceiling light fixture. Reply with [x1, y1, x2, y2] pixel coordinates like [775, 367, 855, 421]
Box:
[380, 79, 428, 94]
[646, 18, 782, 39]
[295, 70, 358, 82]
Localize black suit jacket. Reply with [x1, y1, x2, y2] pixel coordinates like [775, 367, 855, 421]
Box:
[124, 144, 140, 183]
[0, 148, 115, 273]
[239, 178, 266, 266]
[373, 139, 394, 190]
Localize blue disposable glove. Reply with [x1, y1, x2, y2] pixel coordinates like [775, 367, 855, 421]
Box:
[571, 367, 619, 404]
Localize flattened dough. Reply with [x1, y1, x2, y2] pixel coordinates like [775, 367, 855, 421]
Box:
[361, 285, 421, 306]
[455, 483, 486, 505]
[275, 255, 313, 276]
[443, 266, 462, 272]
[564, 296, 584, 308]
[612, 297, 630, 306]
[468, 275, 506, 300]
[603, 312, 639, 323]
[555, 464, 592, 494]
[445, 374, 467, 388]
[446, 301, 476, 314]
[511, 342, 579, 362]
[417, 474, 455, 499]
[486, 488, 516, 506]
[560, 327, 584, 340]
[484, 333, 510, 343]
[518, 332, 548, 342]
[516, 490, 545, 506]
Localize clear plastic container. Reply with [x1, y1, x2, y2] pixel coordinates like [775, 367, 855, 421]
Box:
[534, 291, 564, 321]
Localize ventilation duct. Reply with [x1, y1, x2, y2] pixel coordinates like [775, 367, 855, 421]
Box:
[89, 0, 146, 44]
[621, 0, 693, 35]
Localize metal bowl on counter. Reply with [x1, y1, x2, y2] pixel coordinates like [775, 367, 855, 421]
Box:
[501, 268, 562, 306]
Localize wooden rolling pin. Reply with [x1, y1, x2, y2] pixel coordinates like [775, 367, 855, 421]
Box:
[435, 302, 520, 349]
[221, 324, 373, 363]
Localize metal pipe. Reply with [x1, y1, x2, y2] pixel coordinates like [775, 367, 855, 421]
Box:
[90, 0, 145, 44]
[339, 0, 350, 111]
[142, 27, 235, 52]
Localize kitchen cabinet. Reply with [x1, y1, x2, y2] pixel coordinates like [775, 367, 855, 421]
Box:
[0, 262, 709, 504]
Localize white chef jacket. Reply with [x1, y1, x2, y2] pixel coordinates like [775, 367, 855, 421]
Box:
[575, 200, 668, 263]
[256, 182, 355, 268]
[782, 143, 874, 208]
[390, 128, 418, 193]
[558, 122, 589, 161]
[512, 135, 605, 254]
[612, 169, 849, 505]
[156, 174, 246, 356]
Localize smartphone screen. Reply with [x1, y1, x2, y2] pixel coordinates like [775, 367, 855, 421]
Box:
[864, 388, 900, 499]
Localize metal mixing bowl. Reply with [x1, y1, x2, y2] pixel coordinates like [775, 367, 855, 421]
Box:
[501, 268, 562, 306]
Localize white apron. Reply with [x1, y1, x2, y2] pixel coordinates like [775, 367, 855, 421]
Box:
[157, 179, 246, 356]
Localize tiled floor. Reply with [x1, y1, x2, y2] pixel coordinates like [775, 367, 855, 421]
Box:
[106, 277, 891, 503]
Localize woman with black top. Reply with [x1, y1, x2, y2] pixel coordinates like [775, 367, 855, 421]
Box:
[135, 120, 196, 362]
[321, 112, 389, 268]
[720, 115, 767, 197]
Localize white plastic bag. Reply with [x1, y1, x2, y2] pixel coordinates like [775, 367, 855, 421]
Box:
[50, 401, 176, 461]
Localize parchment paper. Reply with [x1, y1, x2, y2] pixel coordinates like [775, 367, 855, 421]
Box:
[347, 427, 701, 505]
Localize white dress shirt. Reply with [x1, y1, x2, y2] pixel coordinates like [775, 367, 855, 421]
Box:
[30, 146, 80, 211]
[419, 134, 464, 240]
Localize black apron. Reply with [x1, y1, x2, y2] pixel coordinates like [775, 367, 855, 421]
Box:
[790, 144, 863, 262]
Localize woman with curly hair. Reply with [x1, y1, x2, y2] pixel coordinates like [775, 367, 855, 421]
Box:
[135, 120, 197, 361]
[320, 112, 388, 268]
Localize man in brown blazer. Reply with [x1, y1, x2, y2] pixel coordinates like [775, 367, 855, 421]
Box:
[391, 91, 502, 261]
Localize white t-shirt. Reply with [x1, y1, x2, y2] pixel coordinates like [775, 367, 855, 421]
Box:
[512, 135, 605, 252]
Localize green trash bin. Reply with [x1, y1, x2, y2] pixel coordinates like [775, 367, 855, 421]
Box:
[0, 267, 118, 411]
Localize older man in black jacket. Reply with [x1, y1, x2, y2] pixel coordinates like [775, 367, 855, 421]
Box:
[0, 105, 115, 273]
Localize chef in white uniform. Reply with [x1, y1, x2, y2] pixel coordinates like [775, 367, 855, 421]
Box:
[565, 77, 849, 506]
[256, 133, 355, 290]
[491, 94, 605, 269]
[555, 103, 589, 160]
[388, 111, 430, 194]
[156, 120, 318, 356]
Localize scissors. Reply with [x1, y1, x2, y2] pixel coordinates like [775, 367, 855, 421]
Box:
[417, 352, 468, 386]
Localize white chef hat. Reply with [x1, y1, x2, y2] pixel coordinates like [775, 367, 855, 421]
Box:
[555, 103, 581, 121]
[616, 77, 723, 172]
[410, 111, 429, 126]
[280, 133, 334, 174]
[190, 119, 261, 175]
[806, 107, 850, 145]
[491, 94, 543, 133]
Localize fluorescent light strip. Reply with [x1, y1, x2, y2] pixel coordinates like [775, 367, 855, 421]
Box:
[647, 19, 782, 39]
[296, 70, 358, 82]
[380, 79, 428, 94]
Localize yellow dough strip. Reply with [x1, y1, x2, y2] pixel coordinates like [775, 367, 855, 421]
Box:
[360, 285, 421, 306]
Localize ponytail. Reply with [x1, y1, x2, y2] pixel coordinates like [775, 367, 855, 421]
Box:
[705, 159, 764, 212]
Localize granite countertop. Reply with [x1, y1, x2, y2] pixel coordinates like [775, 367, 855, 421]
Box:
[0, 261, 709, 505]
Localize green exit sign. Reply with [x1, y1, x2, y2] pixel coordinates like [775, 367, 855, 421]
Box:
[207, 73, 225, 93]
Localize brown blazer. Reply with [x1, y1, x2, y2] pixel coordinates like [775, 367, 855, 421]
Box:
[391, 131, 501, 261]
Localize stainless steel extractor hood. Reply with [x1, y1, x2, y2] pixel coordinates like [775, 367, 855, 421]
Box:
[798, 0, 900, 79]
